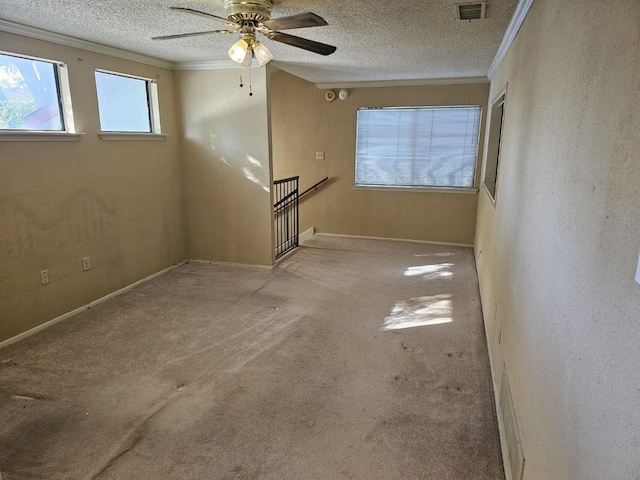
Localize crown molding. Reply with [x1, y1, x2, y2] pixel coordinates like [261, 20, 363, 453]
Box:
[0, 0, 535, 82]
[487, 0, 535, 80]
[315, 76, 489, 90]
[0, 19, 173, 70]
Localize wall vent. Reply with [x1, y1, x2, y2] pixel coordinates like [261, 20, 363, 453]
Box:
[454, 2, 486, 20]
[499, 369, 525, 480]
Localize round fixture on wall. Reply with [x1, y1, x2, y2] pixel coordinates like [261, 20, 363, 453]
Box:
[338, 89, 348, 100]
[325, 90, 336, 102]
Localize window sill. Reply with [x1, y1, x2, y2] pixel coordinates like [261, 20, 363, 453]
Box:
[354, 185, 479, 194]
[0, 131, 84, 142]
[99, 132, 166, 141]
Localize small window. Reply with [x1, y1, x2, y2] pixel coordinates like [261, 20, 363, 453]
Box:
[355, 106, 482, 189]
[0, 52, 69, 131]
[95, 70, 160, 133]
[483, 90, 506, 202]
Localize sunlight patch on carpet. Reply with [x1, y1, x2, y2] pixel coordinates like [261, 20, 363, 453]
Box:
[382, 294, 452, 330]
[404, 263, 453, 278]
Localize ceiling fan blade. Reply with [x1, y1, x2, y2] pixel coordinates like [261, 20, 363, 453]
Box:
[169, 7, 240, 28]
[152, 30, 235, 40]
[262, 12, 328, 30]
[267, 32, 336, 56]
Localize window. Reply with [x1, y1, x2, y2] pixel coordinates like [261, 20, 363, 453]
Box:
[0, 51, 72, 131]
[95, 70, 160, 133]
[355, 106, 482, 189]
[482, 90, 506, 202]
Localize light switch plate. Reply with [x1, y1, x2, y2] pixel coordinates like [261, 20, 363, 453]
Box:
[635, 250, 640, 284]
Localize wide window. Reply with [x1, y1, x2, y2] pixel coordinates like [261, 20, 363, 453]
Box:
[95, 70, 160, 133]
[0, 52, 67, 131]
[355, 106, 482, 189]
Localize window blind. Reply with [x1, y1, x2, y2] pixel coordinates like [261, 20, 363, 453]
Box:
[355, 106, 481, 188]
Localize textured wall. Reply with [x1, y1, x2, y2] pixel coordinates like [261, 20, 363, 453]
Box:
[175, 67, 274, 266]
[475, 1, 640, 478]
[0, 32, 186, 343]
[270, 71, 489, 245]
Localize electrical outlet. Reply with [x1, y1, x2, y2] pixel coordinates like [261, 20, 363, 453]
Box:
[315, 151, 324, 160]
[40, 270, 49, 285]
[82, 256, 91, 271]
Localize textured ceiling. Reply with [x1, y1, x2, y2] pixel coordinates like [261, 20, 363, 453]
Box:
[0, 0, 518, 85]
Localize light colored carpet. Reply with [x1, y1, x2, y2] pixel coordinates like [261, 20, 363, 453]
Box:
[0, 235, 504, 479]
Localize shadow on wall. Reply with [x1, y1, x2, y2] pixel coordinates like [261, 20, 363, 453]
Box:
[209, 132, 270, 193]
[181, 87, 271, 196]
[183, 134, 271, 199]
[0, 190, 124, 340]
[0, 190, 117, 259]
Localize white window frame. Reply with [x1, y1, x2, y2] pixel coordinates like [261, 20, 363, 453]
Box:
[0, 50, 80, 142]
[354, 105, 482, 193]
[95, 69, 163, 140]
[482, 86, 507, 204]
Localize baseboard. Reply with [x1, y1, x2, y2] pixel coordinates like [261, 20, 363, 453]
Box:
[0, 260, 187, 350]
[274, 247, 300, 263]
[315, 232, 474, 248]
[484, 326, 513, 480]
[299, 227, 315, 244]
[187, 259, 274, 270]
[271, 228, 314, 264]
[475, 245, 513, 480]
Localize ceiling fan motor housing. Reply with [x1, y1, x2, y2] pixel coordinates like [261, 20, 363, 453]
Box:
[224, 0, 272, 22]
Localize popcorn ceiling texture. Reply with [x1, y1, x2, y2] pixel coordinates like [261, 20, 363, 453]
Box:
[0, 0, 517, 83]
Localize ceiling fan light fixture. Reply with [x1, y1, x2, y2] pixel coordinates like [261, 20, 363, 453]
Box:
[241, 51, 254, 67]
[229, 37, 250, 64]
[252, 41, 273, 66]
[156, 5, 336, 64]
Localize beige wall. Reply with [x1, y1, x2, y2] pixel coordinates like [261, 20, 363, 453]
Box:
[475, 1, 640, 478]
[175, 67, 274, 266]
[0, 33, 186, 343]
[270, 71, 489, 245]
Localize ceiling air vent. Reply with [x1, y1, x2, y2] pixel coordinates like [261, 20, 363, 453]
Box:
[455, 2, 486, 20]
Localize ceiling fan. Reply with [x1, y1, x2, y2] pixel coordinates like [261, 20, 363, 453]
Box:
[152, 0, 337, 66]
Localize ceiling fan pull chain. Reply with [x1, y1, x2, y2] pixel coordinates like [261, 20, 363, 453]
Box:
[239, 75, 244, 87]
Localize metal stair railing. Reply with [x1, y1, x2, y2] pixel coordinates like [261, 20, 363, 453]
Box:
[274, 176, 299, 259]
[273, 176, 330, 259]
